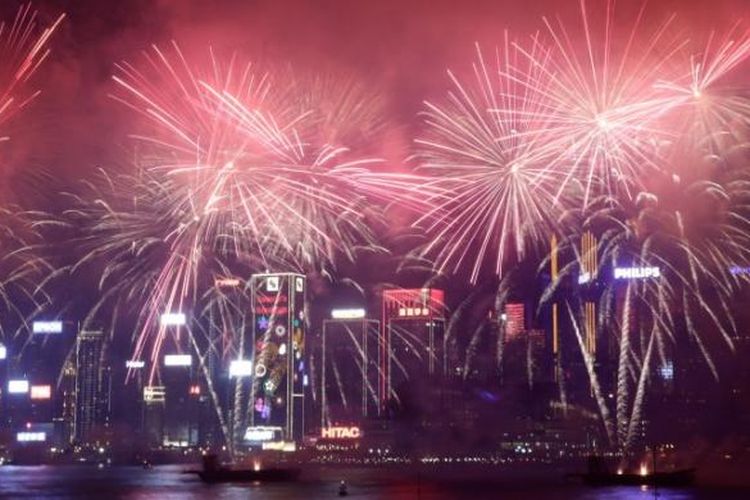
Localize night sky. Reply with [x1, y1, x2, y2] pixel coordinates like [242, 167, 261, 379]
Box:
[2, 1, 750, 472]
[2, 0, 750, 198]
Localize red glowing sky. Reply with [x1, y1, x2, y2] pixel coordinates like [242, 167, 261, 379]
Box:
[1, 0, 749, 200]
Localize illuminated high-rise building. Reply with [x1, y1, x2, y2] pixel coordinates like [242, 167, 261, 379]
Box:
[381, 288, 446, 404]
[208, 277, 248, 450]
[74, 330, 110, 444]
[161, 352, 198, 447]
[250, 273, 306, 443]
[504, 303, 526, 339]
[321, 309, 380, 428]
[59, 360, 76, 446]
[143, 385, 166, 447]
[580, 231, 598, 356]
[550, 235, 561, 383]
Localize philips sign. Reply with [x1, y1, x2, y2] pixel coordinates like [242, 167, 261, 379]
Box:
[613, 266, 661, 280]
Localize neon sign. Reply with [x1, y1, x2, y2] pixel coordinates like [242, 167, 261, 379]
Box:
[144, 386, 166, 402]
[730, 265, 750, 276]
[17, 432, 46, 442]
[321, 426, 361, 439]
[160, 312, 186, 326]
[164, 354, 192, 367]
[8, 380, 29, 394]
[215, 278, 241, 287]
[331, 308, 366, 319]
[244, 426, 281, 442]
[32, 321, 63, 334]
[613, 266, 661, 280]
[397, 307, 430, 317]
[659, 361, 674, 381]
[229, 359, 253, 377]
[30, 385, 51, 400]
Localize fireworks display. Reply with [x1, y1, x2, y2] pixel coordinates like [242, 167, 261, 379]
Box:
[0, 4, 64, 138]
[4, 0, 750, 458]
[0, 4, 62, 353]
[410, 0, 750, 451]
[50, 43, 401, 449]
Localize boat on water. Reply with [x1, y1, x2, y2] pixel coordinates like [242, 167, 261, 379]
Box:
[193, 454, 301, 484]
[570, 455, 695, 487]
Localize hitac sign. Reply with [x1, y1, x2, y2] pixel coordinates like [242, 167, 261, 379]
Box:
[321, 426, 361, 439]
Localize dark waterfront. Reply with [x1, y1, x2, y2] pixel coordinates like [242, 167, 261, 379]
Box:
[0, 465, 748, 499]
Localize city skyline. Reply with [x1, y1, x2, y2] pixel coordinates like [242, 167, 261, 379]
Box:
[1, 0, 750, 496]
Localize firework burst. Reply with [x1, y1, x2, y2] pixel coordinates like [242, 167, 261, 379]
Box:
[57, 43, 402, 451]
[414, 40, 565, 282]
[0, 4, 64, 140]
[0, 4, 62, 354]
[548, 165, 750, 451]
[506, 0, 687, 204]
[655, 24, 750, 158]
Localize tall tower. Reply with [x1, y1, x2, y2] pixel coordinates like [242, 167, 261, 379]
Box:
[581, 231, 598, 356]
[211, 276, 247, 451]
[321, 310, 380, 428]
[60, 360, 76, 446]
[74, 330, 108, 444]
[550, 235, 559, 360]
[250, 273, 306, 443]
[381, 288, 446, 405]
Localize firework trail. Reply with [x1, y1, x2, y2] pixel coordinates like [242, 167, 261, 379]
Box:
[0, 207, 51, 343]
[58, 43, 405, 451]
[0, 4, 64, 140]
[414, 40, 566, 282]
[413, 0, 750, 452]
[655, 24, 750, 158]
[286, 70, 388, 149]
[507, 0, 688, 205]
[108, 43, 390, 361]
[550, 166, 750, 451]
[0, 5, 62, 358]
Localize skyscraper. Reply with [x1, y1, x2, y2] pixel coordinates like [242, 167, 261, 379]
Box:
[74, 330, 110, 445]
[580, 231, 598, 356]
[321, 310, 380, 428]
[143, 385, 166, 447]
[250, 273, 306, 443]
[58, 360, 76, 447]
[209, 277, 248, 451]
[381, 288, 446, 405]
[504, 303, 526, 340]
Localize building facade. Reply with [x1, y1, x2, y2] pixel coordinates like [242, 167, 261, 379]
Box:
[250, 273, 306, 443]
[74, 330, 110, 444]
[321, 313, 380, 428]
[381, 288, 446, 406]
